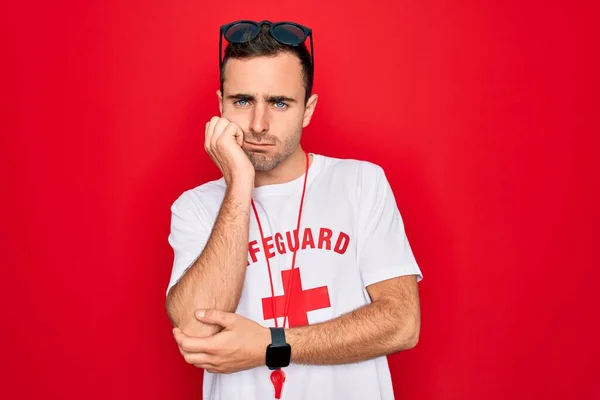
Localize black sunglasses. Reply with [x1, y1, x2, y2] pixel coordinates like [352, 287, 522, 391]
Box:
[219, 20, 314, 70]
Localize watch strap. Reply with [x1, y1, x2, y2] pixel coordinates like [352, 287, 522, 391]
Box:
[269, 327, 286, 345]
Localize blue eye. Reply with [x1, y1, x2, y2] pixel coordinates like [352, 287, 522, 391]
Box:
[274, 101, 287, 109]
[235, 99, 250, 107]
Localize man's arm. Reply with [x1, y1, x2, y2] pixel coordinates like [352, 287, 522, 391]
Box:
[166, 180, 253, 336]
[281, 166, 423, 365]
[171, 275, 419, 373]
[286, 275, 420, 365]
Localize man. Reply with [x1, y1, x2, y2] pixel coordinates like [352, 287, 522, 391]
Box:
[165, 19, 423, 400]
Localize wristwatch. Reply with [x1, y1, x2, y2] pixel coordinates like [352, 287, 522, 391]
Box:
[265, 327, 291, 370]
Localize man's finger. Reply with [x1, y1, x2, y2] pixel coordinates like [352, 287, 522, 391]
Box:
[211, 118, 230, 149]
[217, 123, 242, 150]
[175, 334, 217, 354]
[182, 350, 216, 366]
[181, 337, 210, 353]
[202, 365, 223, 373]
[205, 116, 220, 150]
[206, 116, 220, 140]
[234, 124, 244, 147]
[195, 309, 236, 328]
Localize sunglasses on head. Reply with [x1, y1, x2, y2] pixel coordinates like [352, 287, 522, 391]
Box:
[219, 20, 314, 70]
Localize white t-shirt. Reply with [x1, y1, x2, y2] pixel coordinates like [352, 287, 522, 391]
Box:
[166, 153, 423, 400]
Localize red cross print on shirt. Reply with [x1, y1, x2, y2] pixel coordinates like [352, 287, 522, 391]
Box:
[261, 268, 331, 328]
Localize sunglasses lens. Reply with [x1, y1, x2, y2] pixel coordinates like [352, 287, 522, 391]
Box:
[272, 24, 306, 45]
[225, 23, 259, 43]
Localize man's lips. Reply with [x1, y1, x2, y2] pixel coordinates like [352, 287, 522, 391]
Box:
[244, 141, 275, 147]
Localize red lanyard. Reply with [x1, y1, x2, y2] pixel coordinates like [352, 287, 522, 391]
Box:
[250, 151, 310, 329]
[251, 152, 310, 399]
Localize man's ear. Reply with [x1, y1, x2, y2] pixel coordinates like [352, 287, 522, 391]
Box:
[217, 90, 223, 115]
[302, 94, 319, 128]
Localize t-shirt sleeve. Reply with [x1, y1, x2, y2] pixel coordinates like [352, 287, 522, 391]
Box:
[166, 190, 212, 297]
[357, 164, 423, 288]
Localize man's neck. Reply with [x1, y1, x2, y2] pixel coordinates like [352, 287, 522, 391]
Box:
[254, 147, 313, 188]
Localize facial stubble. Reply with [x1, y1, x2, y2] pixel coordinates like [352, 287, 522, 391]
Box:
[243, 124, 303, 172]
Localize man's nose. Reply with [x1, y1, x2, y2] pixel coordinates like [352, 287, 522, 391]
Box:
[249, 104, 269, 135]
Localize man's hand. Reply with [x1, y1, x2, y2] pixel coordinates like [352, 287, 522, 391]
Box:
[205, 116, 255, 186]
[173, 309, 270, 374]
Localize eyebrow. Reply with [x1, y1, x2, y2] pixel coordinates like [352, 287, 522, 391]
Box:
[226, 93, 298, 103]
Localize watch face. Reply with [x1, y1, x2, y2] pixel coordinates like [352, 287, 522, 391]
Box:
[267, 344, 291, 369]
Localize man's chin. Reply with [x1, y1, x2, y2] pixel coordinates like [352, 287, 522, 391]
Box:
[247, 153, 281, 172]
[251, 160, 277, 172]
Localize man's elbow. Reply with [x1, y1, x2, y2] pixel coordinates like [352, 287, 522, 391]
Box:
[165, 294, 179, 327]
[165, 289, 223, 337]
[165, 288, 187, 328]
[165, 298, 198, 334]
[405, 322, 420, 349]
[394, 313, 420, 351]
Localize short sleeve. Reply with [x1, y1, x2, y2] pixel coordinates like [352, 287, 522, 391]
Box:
[166, 191, 212, 297]
[357, 165, 423, 287]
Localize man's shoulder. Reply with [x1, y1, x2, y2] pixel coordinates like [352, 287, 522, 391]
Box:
[316, 153, 386, 180]
[170, 177, 227, 214]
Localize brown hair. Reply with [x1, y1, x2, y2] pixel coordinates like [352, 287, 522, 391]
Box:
[220, 24, 314, 104]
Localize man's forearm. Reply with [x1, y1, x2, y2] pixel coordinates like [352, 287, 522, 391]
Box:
[166, 181, 252, 336]
[285, 297, 420, 365]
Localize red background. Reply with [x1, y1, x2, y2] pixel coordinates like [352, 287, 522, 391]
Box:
[1, 1, 598, 399]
